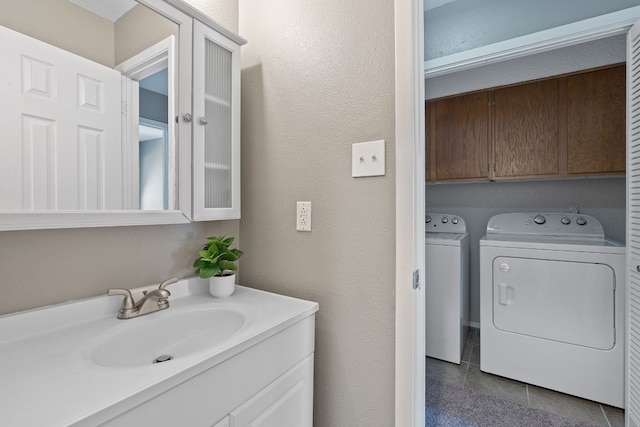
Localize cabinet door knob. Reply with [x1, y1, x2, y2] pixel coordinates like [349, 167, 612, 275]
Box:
[183, 113, 193, 123]
[199, 117, 208, 126]
[636, 265, 640, 273]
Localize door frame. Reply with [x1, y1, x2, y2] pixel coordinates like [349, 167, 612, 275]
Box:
[394, 0, 425, 425]
[395, 4, 640, 427]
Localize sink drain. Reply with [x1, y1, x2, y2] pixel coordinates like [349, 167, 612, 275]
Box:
[153, 354, 173, 364]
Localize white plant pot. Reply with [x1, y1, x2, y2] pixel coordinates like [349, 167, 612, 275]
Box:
[209, 274, 236, 298]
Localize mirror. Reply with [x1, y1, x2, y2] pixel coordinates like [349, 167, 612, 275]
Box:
[0, 0, 183, 219]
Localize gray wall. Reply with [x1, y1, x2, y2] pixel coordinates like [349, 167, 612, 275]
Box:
[425, 0, 640, 60]
[427, 178, 626, 324]
[426, 36, 628, 324]
[238, 0, 396, 425]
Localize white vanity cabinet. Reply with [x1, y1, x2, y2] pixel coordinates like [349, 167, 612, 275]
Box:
[229, 355, 314, 426]
[98, 312, 316, 427]
[0, 281, 318, 426]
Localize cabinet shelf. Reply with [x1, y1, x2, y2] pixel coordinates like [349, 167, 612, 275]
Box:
[205, 161, 231, 171]
[205, 93, 231, 107]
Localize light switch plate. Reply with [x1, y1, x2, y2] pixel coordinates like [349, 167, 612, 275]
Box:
[352, 140, 385, 177]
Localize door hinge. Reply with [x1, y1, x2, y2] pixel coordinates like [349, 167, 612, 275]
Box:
[413, 269, 420, 289]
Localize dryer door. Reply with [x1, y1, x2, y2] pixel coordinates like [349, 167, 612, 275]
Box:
[492, 256, 615, 350]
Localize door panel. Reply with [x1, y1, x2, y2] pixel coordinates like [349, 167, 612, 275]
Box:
[0, 25, 122, 210]
[627, 19, 640, 427]
[492, 256, 615, 350]
[493, 80, 559, 177]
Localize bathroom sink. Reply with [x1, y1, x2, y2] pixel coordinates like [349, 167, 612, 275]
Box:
[90, 307, 246, 368]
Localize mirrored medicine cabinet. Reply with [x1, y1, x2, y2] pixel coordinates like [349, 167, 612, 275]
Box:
[0, 0, 245, 230]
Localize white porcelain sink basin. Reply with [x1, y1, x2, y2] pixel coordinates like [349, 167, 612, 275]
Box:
[90, 307, 246, 368]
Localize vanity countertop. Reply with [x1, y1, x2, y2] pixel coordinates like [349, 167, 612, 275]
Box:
[0, 278, 318, 426]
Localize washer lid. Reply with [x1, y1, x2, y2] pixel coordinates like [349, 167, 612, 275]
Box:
[485, 212, 605, 244]
[425, 213, 467, 234]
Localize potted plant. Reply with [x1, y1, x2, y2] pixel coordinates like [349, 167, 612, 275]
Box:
[193, 235, 244, 297]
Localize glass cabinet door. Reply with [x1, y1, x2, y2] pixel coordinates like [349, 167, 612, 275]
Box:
[192, 21, 241, 220]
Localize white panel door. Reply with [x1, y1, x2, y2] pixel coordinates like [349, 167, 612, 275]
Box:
[0, 25, 122, 211]
[627, 19, 640, 427]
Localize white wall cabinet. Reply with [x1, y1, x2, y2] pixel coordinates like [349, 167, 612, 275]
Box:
[0, 0, 245, 230]
[192, 20, 242, 220]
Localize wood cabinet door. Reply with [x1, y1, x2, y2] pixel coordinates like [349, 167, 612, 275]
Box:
[431, 92, 490, 181]
[493, 80, 559, 178]
[566, 65, 626, 174]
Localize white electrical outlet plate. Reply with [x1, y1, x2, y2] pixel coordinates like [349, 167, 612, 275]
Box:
[352, 140, 385, 177]
[296, 201, 312, 231]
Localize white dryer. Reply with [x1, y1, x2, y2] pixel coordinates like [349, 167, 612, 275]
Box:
[479, 212, 625, 408]
[425, 213, 469, 364]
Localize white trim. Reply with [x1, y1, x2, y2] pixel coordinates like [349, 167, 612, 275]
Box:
[424, 6, 640, 78]
[133, 0, 194, 220]
[396, 0, 425, 425]
[117, 36, 177, 212]
[0, 211, 190, 231]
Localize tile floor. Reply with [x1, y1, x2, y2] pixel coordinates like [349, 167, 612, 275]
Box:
[426, 327, 625, 427]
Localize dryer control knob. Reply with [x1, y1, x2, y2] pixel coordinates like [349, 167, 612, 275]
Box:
[426, 216, 431, 224]
[441, 217, 448, 224]
[452, 217, 459, 224]
[533, 214, 546, 225]
[576, 217, 587, 226]
[561, 217, 571, 225]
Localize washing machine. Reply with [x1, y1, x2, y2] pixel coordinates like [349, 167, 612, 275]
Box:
[479, 212, 626, 408]
[425, 213, 469, 364]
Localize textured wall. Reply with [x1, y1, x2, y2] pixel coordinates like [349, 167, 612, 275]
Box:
[425, 0, 640, 60]
[426, 37, 627, 324]
[184, 0, 238, 33]
[114, 3, 178, 66]
[0, 0, 114, 66]
[238, 0, 396, 425]
[426, 34, 626, 99]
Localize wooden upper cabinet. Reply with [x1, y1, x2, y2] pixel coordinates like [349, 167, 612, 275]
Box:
[425, 64, 625, 183]
[426, 92, 490, 181]
[566, 65, 626, 175]
[493, 80, 560, 178]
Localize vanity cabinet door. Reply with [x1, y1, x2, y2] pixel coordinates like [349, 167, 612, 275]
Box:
[230, 355, 314, 427]
[192, 21, 241, 220]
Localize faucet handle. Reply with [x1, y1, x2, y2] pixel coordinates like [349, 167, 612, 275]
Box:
[159, 277, 179, 290]
[107, 288, 135, 310]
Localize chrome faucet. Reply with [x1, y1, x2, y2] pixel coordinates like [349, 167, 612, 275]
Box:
[107, 277, 178, 319]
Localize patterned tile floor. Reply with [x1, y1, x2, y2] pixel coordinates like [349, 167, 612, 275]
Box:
[426, 328, 625, 427]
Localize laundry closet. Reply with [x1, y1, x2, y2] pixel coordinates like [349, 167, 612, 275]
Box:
[423, 0, 632, 418]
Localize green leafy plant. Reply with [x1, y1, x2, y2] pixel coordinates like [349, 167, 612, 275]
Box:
[193, 235, 244, 279]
